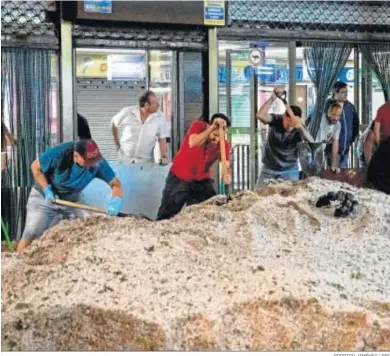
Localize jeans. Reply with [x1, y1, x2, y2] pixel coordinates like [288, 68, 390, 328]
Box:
[21, 188, 89, 241]
[256, 165, 300, 187]
[326, 150, 350, 169]
[338, 153, 349, 169]
[157, 172, 216, 220]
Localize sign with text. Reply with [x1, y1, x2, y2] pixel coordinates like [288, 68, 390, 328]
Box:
[76, 53, 108, 78]
[78, 1, 206, 25]
[84, 0, 112, 14]
[204, 0, 225, 26]
[107, 54, 146, 81]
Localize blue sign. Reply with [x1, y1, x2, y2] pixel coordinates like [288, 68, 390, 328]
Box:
[338, 67, 354, 83]
[205, 8, 224, 20]
[218, 64, 304, 84]
[84, 0, 112, 14]
[204, 0, 225, 26]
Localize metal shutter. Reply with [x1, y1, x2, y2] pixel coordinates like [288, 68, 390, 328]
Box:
[76, 79, 146, 161]
[182, 52, 203, 132]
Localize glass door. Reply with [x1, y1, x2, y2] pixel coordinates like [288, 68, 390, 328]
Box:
[219, 41, 290, 190]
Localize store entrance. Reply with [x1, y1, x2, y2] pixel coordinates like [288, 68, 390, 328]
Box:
[74, 48, 205, 163]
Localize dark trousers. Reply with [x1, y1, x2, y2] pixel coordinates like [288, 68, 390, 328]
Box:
[157, 172, 216, 220]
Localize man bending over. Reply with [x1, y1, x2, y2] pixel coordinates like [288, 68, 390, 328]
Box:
[17, 139, 123, 253]
[316, 103, 343, 173]
[157, 113, 231, 220]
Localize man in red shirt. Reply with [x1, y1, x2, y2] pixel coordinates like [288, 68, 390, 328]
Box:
[374, 101, 390, 145]
[157, 113, 231, 220]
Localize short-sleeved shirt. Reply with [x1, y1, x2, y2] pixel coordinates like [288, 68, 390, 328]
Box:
[316, 113, 341, 143]
[170, 121, 230, 182]
[35, 141, 115, 201]
[111, 106, 169, 163]
[374, 102, 390, 142]
[262, 114, 303, 171]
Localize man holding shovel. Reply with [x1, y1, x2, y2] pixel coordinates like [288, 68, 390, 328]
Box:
[157, 113, 231, 220]
[17, 139, 123, 253]
[256, 86, 314, 186]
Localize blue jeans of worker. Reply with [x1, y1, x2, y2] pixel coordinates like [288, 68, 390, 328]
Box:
[256, 165, 300, 187]
[325, 147, 350, 169]
[338, 153, 350, 169]
[20, 188, 89, 241]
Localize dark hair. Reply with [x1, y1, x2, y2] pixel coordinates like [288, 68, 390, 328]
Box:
[329, 103, 342, 111]
[286, 105, 302, 119]
[139, 90, 156, 108]
[209, 113, 231, 127]
[333, 81, 347, 92]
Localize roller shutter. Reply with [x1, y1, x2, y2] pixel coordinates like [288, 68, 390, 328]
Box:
[76, 79, 146, 161]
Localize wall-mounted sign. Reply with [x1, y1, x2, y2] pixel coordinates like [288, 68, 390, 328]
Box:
[107, 54, 146, 81]
[219, 65, 358, 85]
[338, 67, 354, 83]
[78, 1, 206, 26]
[219, 65, 305, 85]
[248, 48, 264, 66]
[204, 0, 225, 26]
[84, 0, 112, 14]
[76, 54, 108, 78]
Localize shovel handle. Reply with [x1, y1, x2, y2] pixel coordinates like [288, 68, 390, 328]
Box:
[55, 199, 140, 218]
[282, 98, 314, 143]
[219, 126, 227, 175]
[55, 199, 107, 215]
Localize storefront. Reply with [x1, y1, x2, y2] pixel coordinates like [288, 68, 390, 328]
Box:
[60, 1, 226, 161]
[72, 26, 207, 161]
[216, 1, 390, 189]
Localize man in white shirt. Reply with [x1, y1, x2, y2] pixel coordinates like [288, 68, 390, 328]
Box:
[316, 103, 342, 173]
[111, 90, 169, 164]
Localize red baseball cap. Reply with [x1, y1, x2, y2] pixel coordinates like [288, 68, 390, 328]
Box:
[74, 139, 103, 167]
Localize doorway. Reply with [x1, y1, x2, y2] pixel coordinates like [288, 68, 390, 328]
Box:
[74, 48, 205, 163]
[218, 40, 290, 190]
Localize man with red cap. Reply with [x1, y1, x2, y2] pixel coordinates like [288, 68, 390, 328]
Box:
[17, 139, 123, 253]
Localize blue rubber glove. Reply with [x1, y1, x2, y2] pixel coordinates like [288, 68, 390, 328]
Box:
[44, 185, 56, 203]
[106, 196, 122, 216]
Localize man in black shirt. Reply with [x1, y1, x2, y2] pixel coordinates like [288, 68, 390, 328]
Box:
[367, 137, 390, 195]
[77, 113, 92, 140]
[256, 86, 313, 186]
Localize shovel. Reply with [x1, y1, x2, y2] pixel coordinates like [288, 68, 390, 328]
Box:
[55, 199, 151, 220]
[215, 125, 232, 206]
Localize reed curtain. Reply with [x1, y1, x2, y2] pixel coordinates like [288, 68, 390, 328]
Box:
[360, 43, 390, 102]
[303, 42, 353, 138]
[1, 48, 55, 239]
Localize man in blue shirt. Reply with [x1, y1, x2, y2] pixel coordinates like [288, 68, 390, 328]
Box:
[17, 139, 123, 253]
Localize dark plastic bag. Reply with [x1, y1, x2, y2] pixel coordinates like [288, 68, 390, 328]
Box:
[298, 141, 326, 177]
